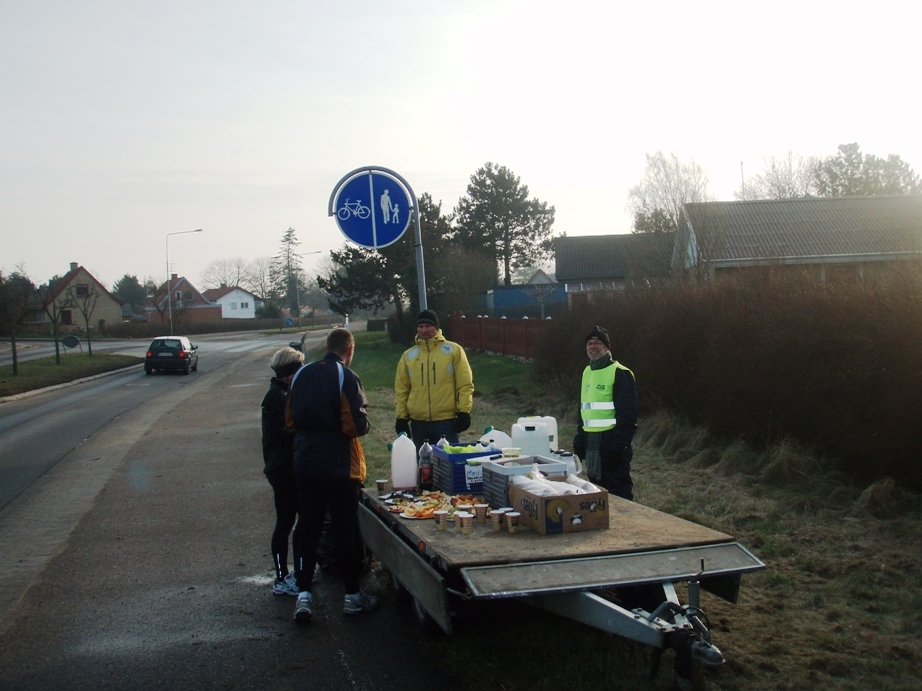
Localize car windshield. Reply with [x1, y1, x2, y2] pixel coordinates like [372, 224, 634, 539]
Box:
[152, 339, 183, 350]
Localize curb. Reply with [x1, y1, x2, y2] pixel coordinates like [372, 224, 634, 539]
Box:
[0, 363, 145, 405]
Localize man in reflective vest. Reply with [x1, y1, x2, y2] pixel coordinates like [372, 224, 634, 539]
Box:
[572, 326, 638, 500]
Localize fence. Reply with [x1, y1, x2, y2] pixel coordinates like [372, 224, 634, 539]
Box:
[447, 315, 550, 359]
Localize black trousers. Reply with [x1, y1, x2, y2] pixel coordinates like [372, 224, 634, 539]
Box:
[295, 476, 362, 594]
[267, 472, 300, 579]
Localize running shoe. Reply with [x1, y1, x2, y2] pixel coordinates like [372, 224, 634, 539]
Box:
[343, 590, 380, 615]
[293, 592, 313, 622]
[273, 572, 299, 596]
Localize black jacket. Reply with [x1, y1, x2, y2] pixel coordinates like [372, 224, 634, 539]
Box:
[260, 377, 295, 480]
[288, 352, 370, 481]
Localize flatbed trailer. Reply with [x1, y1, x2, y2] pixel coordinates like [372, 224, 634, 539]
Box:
[359, 489, 765, 686]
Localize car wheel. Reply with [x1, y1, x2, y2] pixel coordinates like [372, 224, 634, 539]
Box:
[183, 365, 190, 375]
[191, 361, 198, 372]
[145, 367, 152, 375]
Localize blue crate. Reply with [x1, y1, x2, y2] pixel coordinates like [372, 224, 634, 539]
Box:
[431, 446, 496, 494]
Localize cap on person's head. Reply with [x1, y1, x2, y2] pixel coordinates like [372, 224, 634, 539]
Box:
[417, 309, 439, 329]
[585, 326, 611, 349]
[270, 346, 304, 378]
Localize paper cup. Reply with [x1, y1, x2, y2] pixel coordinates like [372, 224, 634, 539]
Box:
[455, 512, 470, 533]
[461, 513, 474, 535]
[474, 503, 488, 524]
[457, 503, 473, 514]
[376, 479, 388, 496]
[490, 510, 504, 532]
[434, 509, 448, 530]
[506, 511, 521, 533]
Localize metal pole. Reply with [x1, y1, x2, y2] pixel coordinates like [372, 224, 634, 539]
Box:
[165, 229, 203, 336]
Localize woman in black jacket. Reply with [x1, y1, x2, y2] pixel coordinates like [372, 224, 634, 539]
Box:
[260, 347, 304, 595]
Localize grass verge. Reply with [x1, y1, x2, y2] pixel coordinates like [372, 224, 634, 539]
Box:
[349, 333, 922, 691]
[0, 353, 143, 398]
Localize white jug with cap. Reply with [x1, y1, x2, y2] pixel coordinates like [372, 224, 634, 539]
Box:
[516, 416, 558, 451]
[511, 420, 551, 458]
[390, 433, 417, 490]
[479, 426, 512, 450]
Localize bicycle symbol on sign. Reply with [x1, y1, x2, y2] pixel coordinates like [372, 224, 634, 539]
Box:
[337, 198, 371, 221]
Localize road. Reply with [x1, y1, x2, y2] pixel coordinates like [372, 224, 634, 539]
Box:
[0, 330, 461, 690]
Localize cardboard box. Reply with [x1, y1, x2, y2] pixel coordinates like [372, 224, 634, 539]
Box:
[506, 482, 609, 534]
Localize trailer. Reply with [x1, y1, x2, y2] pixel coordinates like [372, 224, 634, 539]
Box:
[358, 489, 765, 688]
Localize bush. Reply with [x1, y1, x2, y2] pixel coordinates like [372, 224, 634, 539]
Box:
[366, 319, 387, 332]
[534, 268, 922, 489]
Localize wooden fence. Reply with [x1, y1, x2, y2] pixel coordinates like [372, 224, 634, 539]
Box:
[447, 315, 550, 359]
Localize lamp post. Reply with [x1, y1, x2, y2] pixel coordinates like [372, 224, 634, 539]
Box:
[293, 250, 321, 328]
[166, 229, 203, 336]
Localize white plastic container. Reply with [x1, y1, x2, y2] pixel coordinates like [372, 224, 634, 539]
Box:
[516, 416, 558, 451]
[390, 433, 418, 490]
[511, 421, 551, 458]
[479, 427, 512, 449]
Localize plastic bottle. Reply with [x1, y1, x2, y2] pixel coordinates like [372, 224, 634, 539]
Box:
[418, 439, 433, 491]
[391, 433, 418, 491]
[436, 436, 449, 449]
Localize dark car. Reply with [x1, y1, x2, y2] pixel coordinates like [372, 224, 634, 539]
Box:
[145, 336, 199, 375]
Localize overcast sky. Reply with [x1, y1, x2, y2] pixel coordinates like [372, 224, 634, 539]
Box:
[2, 0, 918, 289]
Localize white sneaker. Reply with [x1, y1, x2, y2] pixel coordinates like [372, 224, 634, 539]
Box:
[343, 590, 379, 615]
[293, 592, 313, 622]
[273, 572, 299, 596]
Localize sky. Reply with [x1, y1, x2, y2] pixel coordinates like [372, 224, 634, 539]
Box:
[2, 0, 919, 290]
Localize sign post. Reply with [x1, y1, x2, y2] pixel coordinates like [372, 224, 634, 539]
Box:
[329, 166, 427, 310]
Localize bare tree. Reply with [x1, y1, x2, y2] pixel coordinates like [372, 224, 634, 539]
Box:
[65, 281, 100, 355]
[628, 151, 715, 231]
[0, 267, 37, 375]
[36, 280, 66, 364]
[736, 151, 820, 200]
[200, 257, 252, 290]
[245, 256, 275, 300]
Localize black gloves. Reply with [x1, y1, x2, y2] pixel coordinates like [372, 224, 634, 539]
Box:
[395, 418, 411, 436]
[454, 412, 471, 433]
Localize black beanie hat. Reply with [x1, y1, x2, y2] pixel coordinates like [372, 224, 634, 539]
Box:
[417, 309, 439, 328]
[585, 326, 611, 348]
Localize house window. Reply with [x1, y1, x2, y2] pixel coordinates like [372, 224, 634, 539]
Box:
[231, 302, 237, 310]
[174, 291, 182, 302]
[241, 301, 249, 309]
[61, 310, 73, 325]
[76, 284, 90, 297]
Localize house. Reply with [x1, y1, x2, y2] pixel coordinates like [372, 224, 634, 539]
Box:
[201, 286, 257, 319]
[145, 274, 222, 324]
[673, 194, 922, 281]
[554, 233, 674, 301]
[36, 262, 124, 331]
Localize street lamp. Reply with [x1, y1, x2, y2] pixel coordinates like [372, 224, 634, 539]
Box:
[293, 250, 321, 328]
[166, 228, 203, 336]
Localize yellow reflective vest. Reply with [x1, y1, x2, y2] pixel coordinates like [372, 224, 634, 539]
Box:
[580, 362, 634, 432]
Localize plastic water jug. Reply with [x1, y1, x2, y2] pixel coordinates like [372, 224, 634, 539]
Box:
[511, 421, 551, 458]
[390, 433, 418, 490]
[517, 416, 558, 451]
[479, 426, 512, 449]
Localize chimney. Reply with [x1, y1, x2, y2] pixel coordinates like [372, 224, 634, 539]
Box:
[171, 273, 178, 281]
[70, 262, 78, 272]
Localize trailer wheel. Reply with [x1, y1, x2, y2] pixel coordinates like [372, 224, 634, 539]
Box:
[411, 595, 439, 633]
[390, 573, 410, 602]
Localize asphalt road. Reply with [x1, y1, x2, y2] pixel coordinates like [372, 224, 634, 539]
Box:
[0, 331, 462, 691]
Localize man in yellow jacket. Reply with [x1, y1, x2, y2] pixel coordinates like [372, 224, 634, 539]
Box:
[395, 310, 474, 449]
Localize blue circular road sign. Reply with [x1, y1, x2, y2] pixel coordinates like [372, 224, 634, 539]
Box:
[285, 318, 293, 326]
[330, 169, 412, 248]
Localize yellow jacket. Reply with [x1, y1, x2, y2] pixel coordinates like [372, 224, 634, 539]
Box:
[395, 330, 474, 422]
